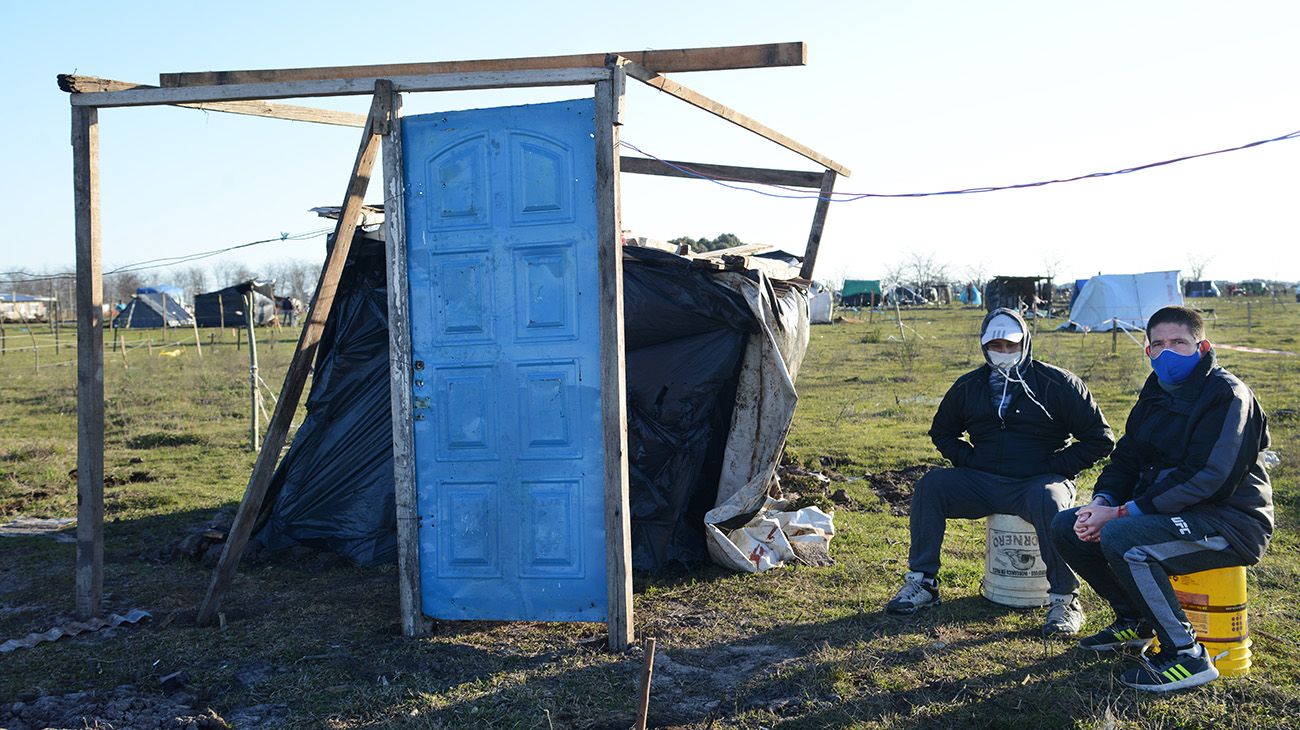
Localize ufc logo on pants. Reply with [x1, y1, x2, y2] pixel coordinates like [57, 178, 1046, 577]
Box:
[1171, 517, 1192, 536]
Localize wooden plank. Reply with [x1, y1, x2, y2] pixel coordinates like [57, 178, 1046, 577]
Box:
[799, 169, 838, 280]
[70, 68, 609, 108]
[72, 105, 104, 621]
[618, 155, 823, 188]
[160, 43, 807, 87]
[621, 60, 851, 177]
[595, 66, 634, 652]
[57, 75, 367, 127]
[195, 84, 390, 627]
[379, 81, 431, 638]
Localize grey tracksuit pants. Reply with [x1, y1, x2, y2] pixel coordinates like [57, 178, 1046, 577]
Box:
[909, 467, 1080, 596]
[1051, 507, 1246, 650]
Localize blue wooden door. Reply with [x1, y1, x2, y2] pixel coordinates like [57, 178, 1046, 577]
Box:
[404, 99, 606, 622]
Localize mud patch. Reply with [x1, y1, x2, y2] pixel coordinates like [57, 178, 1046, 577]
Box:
[0, 685, 284, 730]
[646, 642, 806, 723]
[864, 465, 934, 516]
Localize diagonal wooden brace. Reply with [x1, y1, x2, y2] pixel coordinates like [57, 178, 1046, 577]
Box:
[195, 82, 393, 627]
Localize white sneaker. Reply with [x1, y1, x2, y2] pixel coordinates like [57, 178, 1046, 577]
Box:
[885, 571, 940, 615]
[1043, 593, 1084, 636]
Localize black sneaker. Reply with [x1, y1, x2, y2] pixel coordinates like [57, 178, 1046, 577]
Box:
[1077, 618, 1156, 652]
[885, 571, 940, 615]
[1120, 643, 1219, 692]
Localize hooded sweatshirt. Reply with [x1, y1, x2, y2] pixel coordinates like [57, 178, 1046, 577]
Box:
[929, 308, 1115, 479]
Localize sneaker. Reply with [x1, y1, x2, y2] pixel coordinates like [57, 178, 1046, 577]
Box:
[885, 571, 940, 615]
[1078, 617, 1156, 652]
[1119, 643, 1219, 692]
[1043, 594, 1084, 636]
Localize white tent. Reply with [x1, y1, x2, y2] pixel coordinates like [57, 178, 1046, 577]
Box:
[1067, 270, 1183, 331]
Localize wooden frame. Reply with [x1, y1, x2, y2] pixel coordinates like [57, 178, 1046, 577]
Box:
[61, 42, 844, 649]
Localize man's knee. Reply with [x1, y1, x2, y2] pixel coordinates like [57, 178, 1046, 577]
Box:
[912, 467, 958, 503]
[1098, 520, 1142, 560]
[1050, 507, 1082, 546]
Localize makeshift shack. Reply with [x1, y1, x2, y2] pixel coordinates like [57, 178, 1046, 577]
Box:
[0, 293, 54, 322]
[111, 289, 193, 328]
[984, 275, 1053, 314]
[841, 279, 882, 307]
[194, 280, 278, 327]
[254, 224, 812, 576]
[1063, 270, 1182, 331]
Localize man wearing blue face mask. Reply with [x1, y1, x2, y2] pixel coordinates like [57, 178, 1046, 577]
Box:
[1051, 305, 1273, 692]
[886, 308, 1115, 637]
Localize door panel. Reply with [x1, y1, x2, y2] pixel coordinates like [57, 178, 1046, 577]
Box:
[404, 99, 605, 622]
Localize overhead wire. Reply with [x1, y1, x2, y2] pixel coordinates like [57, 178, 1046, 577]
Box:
[620, 127, 1300, 202]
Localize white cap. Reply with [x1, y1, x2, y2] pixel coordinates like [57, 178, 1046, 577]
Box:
[981, 313, 1025, 345]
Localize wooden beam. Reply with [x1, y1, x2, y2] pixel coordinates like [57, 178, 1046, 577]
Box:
[160, 43, 807, 87]
[57, 75, 367, 127]
[72, 105, 104, 621]
[70, 68, 610, 108]
[800, 170, 838, 280]
[196, 84, 391, 627]
[595, 64, 634, 653]
[618, 155, 824, 188]
[621, 60, 850, 177]
[379, 82, 431, 638]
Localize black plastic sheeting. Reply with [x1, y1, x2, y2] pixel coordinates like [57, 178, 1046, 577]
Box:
[254, 241, 397, 565]
[194, 281, 277, 328]
[254, 242, 757, 574]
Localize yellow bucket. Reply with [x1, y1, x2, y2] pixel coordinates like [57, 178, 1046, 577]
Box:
[1168, 566, 1251, 677]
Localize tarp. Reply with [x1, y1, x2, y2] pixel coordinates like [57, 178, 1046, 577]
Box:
[958, 283, 983, 306]
[1065, 270, 1182, 331]
[111, 292, 193, 328]
[194, 281, 277, 327]
[809, 281, 833, 324]
[253, 239, 811, 575]
[841, 279, 881, 298]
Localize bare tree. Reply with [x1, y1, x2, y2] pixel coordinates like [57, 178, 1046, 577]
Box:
[178, 266, 209, 305]
[902, 251, 950, 288]
[964, 262, 988, 289]
[1186, 254, 1214, 281]
[1041, 251, 1064, 281]
[212, 260, 256, 289]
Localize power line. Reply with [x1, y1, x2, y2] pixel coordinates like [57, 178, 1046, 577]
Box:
[0, 227, 333, 286]
[620, 126, 1300, 201]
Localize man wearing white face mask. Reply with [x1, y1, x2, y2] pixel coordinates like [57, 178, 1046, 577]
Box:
[886, 308, 1115, 638]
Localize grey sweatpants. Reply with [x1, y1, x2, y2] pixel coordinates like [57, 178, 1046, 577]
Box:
[1051, 508, 1246, 650]
[909, 467, 1080, 596]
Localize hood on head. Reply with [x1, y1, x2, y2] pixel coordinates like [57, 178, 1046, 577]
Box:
[980, 307, 1033, 371]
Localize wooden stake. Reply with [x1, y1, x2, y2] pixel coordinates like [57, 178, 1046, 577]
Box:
[1111, 318, 1118, 354]
[196, 83, 390, 628]
[72, 104, 104, 621]
[1247, 301, 1252, 332]
[246, 292, 260, 452]
[596, 62, 634, 653]
[635, 637, 657, 730]
[799, 169, 837, 280]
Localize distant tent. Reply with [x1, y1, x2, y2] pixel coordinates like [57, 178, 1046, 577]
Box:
[809, 281, 833, 324]
[958, 283, 982, 307]
[1064, 271, 1182, 331]
[194, 280, 277, 327]
[984, 276, 1052, 313]
[136, 284, 185, 303]
[841, 279, 882, 307]
[112, 290, 193, 328]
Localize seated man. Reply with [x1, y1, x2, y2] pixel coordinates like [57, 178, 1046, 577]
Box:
[1051, 306, 1273, 692]
[886, 308, 1115, 636]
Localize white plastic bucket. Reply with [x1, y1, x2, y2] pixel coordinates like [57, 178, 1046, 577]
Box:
[982, 513, 1050, 607]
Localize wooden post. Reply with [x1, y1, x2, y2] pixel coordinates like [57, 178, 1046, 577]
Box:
[246, 291, 260, 452]
[596, 61, 634, 653]
[635, 637, 657, 730]
[72, 104, 104, 621]
[1247, 301, 1252, 332]
[798, 169, 837, 280]
[190, 307, 203, 357]
[1111, 318, 1118, 354]
[196, 84, 390, 627]
[894, 298, 906, 341]
[379, 81, 431, 638]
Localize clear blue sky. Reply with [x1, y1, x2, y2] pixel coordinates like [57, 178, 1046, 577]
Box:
[4, 0, 1299, 286]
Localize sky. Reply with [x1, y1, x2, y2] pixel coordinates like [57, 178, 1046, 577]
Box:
[4, 0, 1299, 290]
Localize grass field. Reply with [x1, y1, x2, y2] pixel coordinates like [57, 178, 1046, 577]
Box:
[1, 298, 1297, 728]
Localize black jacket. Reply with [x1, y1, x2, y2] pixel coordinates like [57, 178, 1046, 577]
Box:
[929, 309, 1115, 480]
[1093, 347, 1274, 563]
